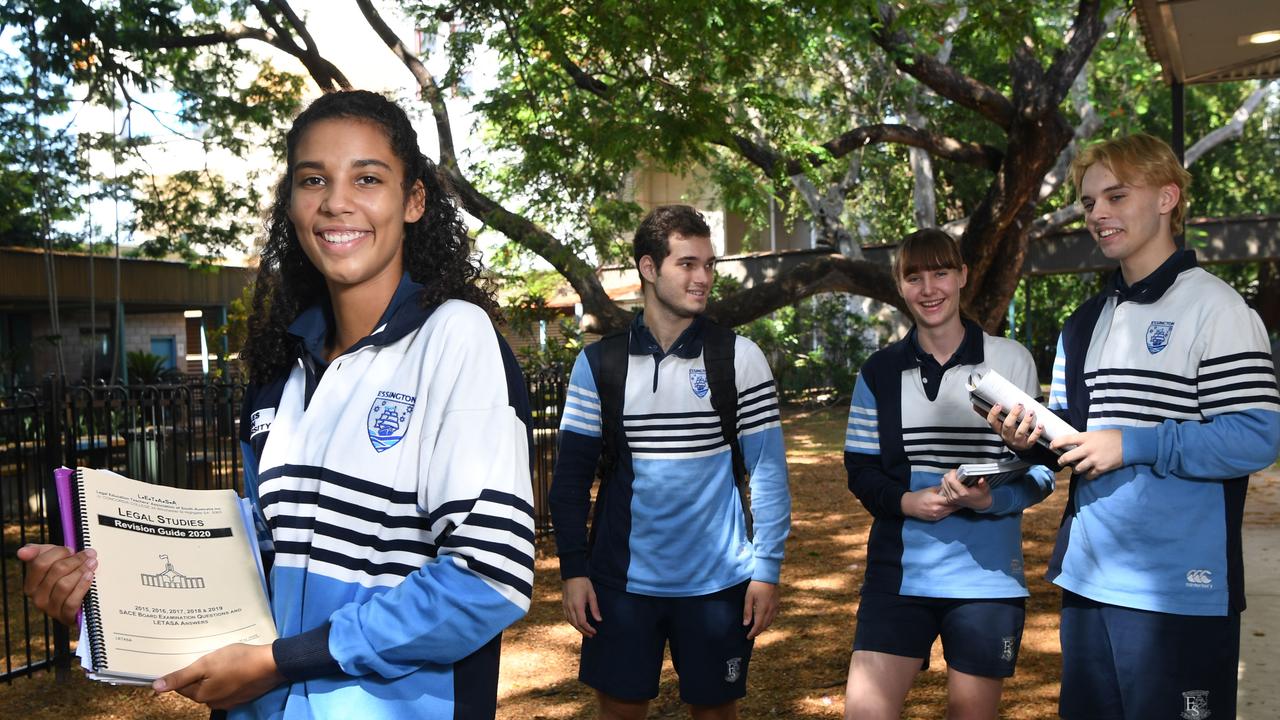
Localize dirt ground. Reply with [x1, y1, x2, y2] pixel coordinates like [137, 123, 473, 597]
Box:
[0, 404, 1078, 718]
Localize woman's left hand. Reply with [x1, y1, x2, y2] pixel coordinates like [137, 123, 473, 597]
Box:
[153, 642, 284, 710]
[938, 469, 993, 511]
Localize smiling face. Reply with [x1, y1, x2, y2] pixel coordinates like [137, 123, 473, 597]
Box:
[1079, 161, 1178, 281]
[640, 232, 716, 319]
[899, 264, 967, 331]
[288, 118, 425, 299]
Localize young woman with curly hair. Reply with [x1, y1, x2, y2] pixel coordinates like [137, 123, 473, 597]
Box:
[20, 90, 536, 719]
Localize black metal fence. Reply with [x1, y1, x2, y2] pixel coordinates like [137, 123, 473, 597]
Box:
[0, 367, 567, 683]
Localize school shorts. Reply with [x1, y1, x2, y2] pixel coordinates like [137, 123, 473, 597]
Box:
[852, 590, 1026, 678]
[579, 580, 753, 706]
[1059, 590, 1240, 720]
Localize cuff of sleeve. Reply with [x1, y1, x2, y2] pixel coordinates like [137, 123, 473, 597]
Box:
[559, 552, 589, 581]
[978, 486, 1014, 515]
[751, 557, 782, 584]
[1122, 426, 1159, 467]
[885, 486, 908, 518]
[272, 623, 342, 682]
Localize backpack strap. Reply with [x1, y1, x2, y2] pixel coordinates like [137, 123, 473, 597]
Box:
[702, 320, 752, 539]
[586, 329, 630, 550]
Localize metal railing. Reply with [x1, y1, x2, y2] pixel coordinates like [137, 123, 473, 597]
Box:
[0, 367, 567, 683]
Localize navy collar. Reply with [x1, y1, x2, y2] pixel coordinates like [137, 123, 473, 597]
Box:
[628, 312, 705, 360]
[906, 317, 985, 369]
[1109, 249, 1197, 305]
[286, 271, 432, 366]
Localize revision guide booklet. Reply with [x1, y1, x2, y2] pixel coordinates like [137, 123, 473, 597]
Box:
[956, 458, 1033, 489]
[68, 467, 276, 685]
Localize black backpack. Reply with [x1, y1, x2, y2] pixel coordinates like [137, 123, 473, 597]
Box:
[586, 319, 752, 550]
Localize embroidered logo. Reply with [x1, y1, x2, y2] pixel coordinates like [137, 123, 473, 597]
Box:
[1185, 569, 1213, 588]
[1000, 636, 1015, 662]
[1181, 689, 1211, 719]
[724, 657, 742, 683]
[690, 368, 710, 398]
[249, 408, 275, 438]
[1146, 320, 1174, 354]
[367, 390, 416, 453]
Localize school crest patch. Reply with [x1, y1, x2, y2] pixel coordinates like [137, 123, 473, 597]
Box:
[1146, 320, 1174, 354]
[1180, 689, 1211, 719]
[367, 390, 416, 453]
[689, 368, 710, 398]
[724, 657, 742, 683]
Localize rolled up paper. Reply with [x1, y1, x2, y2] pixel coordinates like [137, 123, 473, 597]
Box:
[967, 368, 1078, 447]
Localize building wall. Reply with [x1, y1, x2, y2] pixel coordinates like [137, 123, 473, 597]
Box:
[123, 312, 188, 372]
[629, 166, 814, 256]
[28, 309, 115, 382]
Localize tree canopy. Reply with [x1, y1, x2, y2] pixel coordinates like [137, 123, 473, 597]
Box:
[4, 0, 1277, 331]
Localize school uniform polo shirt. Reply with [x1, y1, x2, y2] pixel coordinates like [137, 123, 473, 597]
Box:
[1046, 250, 1280, 615]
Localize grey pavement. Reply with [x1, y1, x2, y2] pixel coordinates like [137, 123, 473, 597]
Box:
[1239, 469, 1280, 720]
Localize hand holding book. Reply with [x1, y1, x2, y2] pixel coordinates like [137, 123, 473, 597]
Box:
[28, 467, 278, 686]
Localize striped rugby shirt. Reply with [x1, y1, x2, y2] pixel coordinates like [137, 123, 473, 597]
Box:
[1044, 250, 1280, 616]
[236, 275, 535, 719]
[845, 320, 1056, 599]
[549, 313, 791, 596]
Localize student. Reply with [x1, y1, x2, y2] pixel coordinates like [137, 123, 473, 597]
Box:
[548, 205, 791, 720]
[989, 133, 1280, 720]
[843, 228, 1054, 720]
[18, 90, 536, 719]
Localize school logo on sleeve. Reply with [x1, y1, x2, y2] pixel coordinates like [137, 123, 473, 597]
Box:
[1146, 321, 1174, 354]
[689, 368, 710, 398]
[367, 390, 416, 453]
[249, 408, 275, 438]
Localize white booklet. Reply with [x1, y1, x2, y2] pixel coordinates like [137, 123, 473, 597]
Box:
[967, 369, 1079, 453]
[956, 458, 1032, 489]
[72, 467, 276, 685]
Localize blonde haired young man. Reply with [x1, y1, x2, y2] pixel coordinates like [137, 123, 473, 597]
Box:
[989, 133, 1280, 719]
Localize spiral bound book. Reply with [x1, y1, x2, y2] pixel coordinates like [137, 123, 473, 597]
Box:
[68, 467, 277, 685]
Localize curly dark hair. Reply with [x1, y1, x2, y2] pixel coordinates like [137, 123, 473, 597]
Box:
[240, 90, 495, 384]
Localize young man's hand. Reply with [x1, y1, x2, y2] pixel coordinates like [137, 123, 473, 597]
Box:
[1052, 430, 1123, 479]
[742, 580, 779, 640]
[901, 487, 958, 522]
[17, 544, 96, 626]
[562, 576, 601, 637]
[938, 469, 993, 511]
[153, 642, 283, 709]
[982, 403, 1044, 452]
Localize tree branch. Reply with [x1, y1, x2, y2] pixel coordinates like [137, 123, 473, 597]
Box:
[1184, 80, 1276, 166]
[1032, 79, 1280, 236]
[132, 20, 350, 91]
[1042, 0, 1106, 109]
[706, 255, 905, 327]
[354, 0, 456, 168]
[872, 3, 1015, 130]
[444, 167, 632, 333]
[727, 123, 1002, 178]
[353, 0, 629, 333]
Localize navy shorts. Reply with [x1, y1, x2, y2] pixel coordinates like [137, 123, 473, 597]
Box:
[1059, 590, 1240, 720]
[579, 580, 753, 706]
[852, 591, 1026, 678]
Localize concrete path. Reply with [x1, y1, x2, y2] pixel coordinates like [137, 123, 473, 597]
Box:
[1239, 469, 1280, 720]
